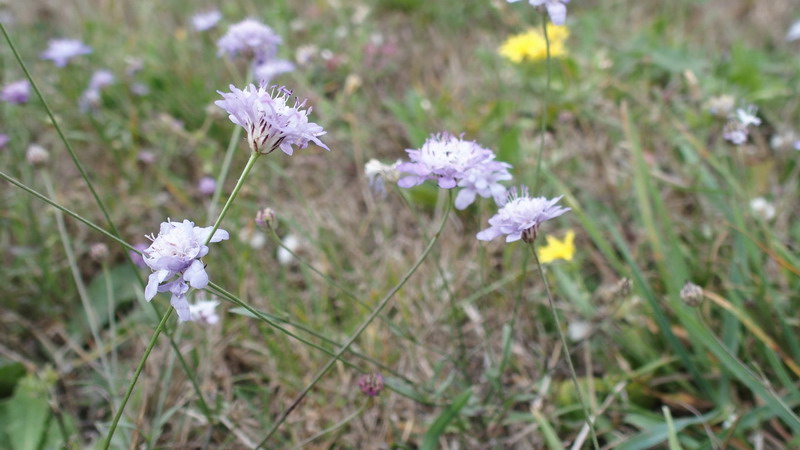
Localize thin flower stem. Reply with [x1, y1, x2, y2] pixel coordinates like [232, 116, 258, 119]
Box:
[530, 245, 600, 450]
[258, 201, 452, 447]
[205, 151, 260, 246]
[208, 70, 254, 221]
[533, 15, 552, 192]
[103, 308, 173, 450]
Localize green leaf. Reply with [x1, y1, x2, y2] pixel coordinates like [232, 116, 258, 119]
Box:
[69, 264, 140, 338]
[0, 360, 26, 399]
[0, 375, 51, 450]
[421, 388, 472, 450]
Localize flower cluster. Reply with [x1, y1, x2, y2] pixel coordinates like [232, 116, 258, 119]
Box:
[507, 0, 571, 26]
[143, 219, 229, 321]
[397, 133, 512, 210]
[215, 83, 329, 155]
[217, 18, 294, 84]
[477, 187, 570, 243]
[1, 79, 31, 104]
[40, 39, 92, 67]
[722, 105, 761, 145]
[499, 25, 569, 63]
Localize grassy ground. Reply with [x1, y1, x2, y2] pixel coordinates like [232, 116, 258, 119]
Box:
[1, 0, 800, 448]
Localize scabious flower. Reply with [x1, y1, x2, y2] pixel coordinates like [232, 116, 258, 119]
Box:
[477, 187, 570, 243]
[215, 83, 329, 155]
[1, 80, 31, 104]
[364, 159, 401, 196]
[79, 70, 115, 113]
[722, 104, 760, 145]
[143, 219, 229, 321]
[189, 300, 221, 324]
[197, 176, 216, 196]
[217, 19, 282, 63]
[508, 0, 571, 26]
[254, 59, 295, 84]
[499, 25, 569, 63]
[397, 133, 512, 210]
[706, 95, 735, 117]
[40, 39, 92, 67]
[538, 229, 575, 263]
[26, 144, 49, 166]
[192, 10, 222, 32]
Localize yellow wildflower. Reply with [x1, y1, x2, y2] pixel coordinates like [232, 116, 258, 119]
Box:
[538, 230, 575, 264]
[499, 25, 569, 63]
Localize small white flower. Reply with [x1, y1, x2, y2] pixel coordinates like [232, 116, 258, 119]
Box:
[365, 159, 401, 196]
[735, 105, 761, 127]
[749, 197, 775, 221]
[189, 300, 221, 325]
[787, 20, 800, 42]
[277, 233, 301, 265]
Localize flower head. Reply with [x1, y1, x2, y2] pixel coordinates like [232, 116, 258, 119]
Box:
[254, 59, 295, 84]
[143, 219, 229, 321]
[723, 121, 749, 145]
[358, 372, 385, 397]
[40, 39, 92, 67]
[508, 0, 571, 25]
[215, 83, 329, 155]
[26, 144, 49, 166]
[538, 229, 575, 263]
[79, 70, 115, 113]
[217, 19, 282, 63]
[1, 80, 31, 104]
[750, 197, 776, 221]
[499, 25, 569, 63]
[735, 105, 761, 127]
[197, 176, 216, 196]
[192, 10, 222, 32]
[477, 187, 570, 243]
[189, 300, 221, 324]
[455, 160, 512, 210]
[365, 159, 401, 197]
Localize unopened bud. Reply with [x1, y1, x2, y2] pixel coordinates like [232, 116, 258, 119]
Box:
[89, 242, 109, 262]
[255, 208, 277, 229]
[26, 144, 49, 166]
[358, 372, 384, 397]
[680, 282, 704, 307]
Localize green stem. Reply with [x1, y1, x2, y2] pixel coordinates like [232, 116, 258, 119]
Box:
[103, 308, 173, 449]
[533, 16, 552, 192]
[205, 152, 260, 245]
[530, 245, 600, 449]
[258, 200, 452, 446]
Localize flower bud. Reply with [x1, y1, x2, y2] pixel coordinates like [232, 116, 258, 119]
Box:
[358, 372, 384, 397]
[26, 144, 49, 166]
[680, 282, 704, 307]
[89, 242, 109, 262]
[255, 208, 277, 229]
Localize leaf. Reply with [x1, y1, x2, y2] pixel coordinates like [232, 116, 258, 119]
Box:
[421, 388, 472, 450]
[0, 360, 26, 399]
[0, 375, 51, 450]
[69, 264, 141, 338]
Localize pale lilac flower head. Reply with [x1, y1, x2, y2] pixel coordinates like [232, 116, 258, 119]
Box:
[508, 0, 570, 25]
[0, 133, 9, 149]
[79, 70, 115, 113]
[197, 176, 216, 196]
[723, 121, 749, 145]
[88, 69, 115, 91]
[192, 10, 222, 32]
[189, 300, 221, 325]
[217, 19, 282, 63]
[254, 59, 295, 84]
[455, 159, 513, 210]
[477, 187, 570, 243]
[215, 83, 329, 155]
[41, 39, 92, 67]
[365, 159, 401, 197]
[397, 133, 510, 203]
[143, 219, 229, 321]
[1, 80, 31, 104]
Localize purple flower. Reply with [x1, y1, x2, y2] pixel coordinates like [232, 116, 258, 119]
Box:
[358, 372, 385, 397]
[0, 133, 9, 149]
[477, 187, 570, 243]
[397, 133, 513, 209]
[254, 59, 295, 84]
[129, 243, 149, 268]
[197, 176, 217, 196]
[723, 121, 748, 145]
[189, 300, 221, 324]
[1, 80, 31, 104]
[79, 70, 115, 113]
[143, 219, 229, 321]
[217, 19, 282, 63]
[88, 69, 115, 91]
[215, 83, 329, 155]
[508, 0, 571, 25]
[40, 39, 92, 67]
[192, 10, 222, 32]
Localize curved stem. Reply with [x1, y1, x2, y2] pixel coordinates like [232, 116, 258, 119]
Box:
[258, 200, 452, 447]
[533, 16, 552, 192]
[530, 245, 600, 449]
[103, 308, 173, 449]
[205, 152, 260, 245]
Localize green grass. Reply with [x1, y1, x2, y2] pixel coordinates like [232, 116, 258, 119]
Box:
[1, 0, 799, 448]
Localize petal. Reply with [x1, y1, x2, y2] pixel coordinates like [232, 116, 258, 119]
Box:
[546, 3, 567, 25]
[184, 260, 210, 289]
[438, 177, 457, 189]
[476, 227, 502, 241]
[145, 272, 161, 301]
[455, 189, 477, 210]
[398, 176, 421, 188]
[170, 295, 193, 322]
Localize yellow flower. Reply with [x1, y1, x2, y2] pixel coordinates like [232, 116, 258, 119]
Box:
[538, 230, 575, 264]
[499, 25, 569, 63]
